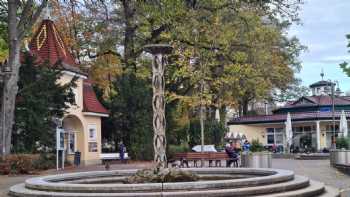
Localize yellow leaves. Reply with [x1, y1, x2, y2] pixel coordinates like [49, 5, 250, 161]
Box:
[0, 48, 8, 62]
[89, 53, 122, 98]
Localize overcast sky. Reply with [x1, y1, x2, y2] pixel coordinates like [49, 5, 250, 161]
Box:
[288, 0, 350, 93]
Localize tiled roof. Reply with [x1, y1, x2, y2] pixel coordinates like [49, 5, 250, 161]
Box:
[83, 80, 109, 115]
[282, 96, 350, 108]
[229, 111, 350, 125]
[26, 19, 107, 116]
[29, 19, 85, 75]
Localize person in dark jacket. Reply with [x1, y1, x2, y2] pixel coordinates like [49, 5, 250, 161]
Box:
[119, 141, 126, 163]
[225, 144, 239, 167]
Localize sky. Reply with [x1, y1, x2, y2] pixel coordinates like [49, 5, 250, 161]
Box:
[288, 0, 350, 93]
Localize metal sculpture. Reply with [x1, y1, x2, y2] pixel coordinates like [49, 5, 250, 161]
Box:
[144, 44, 172, 168]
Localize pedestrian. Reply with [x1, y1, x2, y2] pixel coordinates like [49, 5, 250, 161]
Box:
[119, 141, 126, 163]
[225, 144, 239, 167]
[272, 143, 277, 153]
[243, 140, 251, 152]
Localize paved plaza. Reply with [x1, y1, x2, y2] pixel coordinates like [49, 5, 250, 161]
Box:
[272, 158, 350, 191]
[0, 159, 349, 196]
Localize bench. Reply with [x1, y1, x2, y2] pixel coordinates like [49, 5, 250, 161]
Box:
[100, 153, 129, 164]
[171, 152, 236, 168]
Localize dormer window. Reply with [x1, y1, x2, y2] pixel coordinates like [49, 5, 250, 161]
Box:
[309, 80, 336, 96]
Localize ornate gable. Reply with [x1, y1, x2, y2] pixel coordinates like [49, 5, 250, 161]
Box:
[28, 18, 108, 116]
[29, 19, 76, 67]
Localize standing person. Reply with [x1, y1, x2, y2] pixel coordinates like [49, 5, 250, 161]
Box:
[243, 140, 251, 152]
[272, 143, 277, 153]
[119, 141, 126, 163]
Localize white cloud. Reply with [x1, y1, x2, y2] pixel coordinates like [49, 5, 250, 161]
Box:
[289, 0, 350, 90]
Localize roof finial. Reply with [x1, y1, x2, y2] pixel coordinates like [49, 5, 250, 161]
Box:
[43, 2, 52, 20]
[320, 68, 324, 80]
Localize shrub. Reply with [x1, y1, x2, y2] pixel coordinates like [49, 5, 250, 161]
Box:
[250, 139, 264, 152]
[32, 153, 56, 170]
[0, 154, 35, 175]
[336, 137, 350, 149]
[167, 143, 190, 159]
[0, 162, 11, 175]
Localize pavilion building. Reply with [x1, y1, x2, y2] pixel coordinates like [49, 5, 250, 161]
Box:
[228, 77, 350, 152]
[26, 17, 108, 165]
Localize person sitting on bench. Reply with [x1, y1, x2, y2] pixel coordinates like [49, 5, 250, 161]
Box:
[225, 144, 239, 167]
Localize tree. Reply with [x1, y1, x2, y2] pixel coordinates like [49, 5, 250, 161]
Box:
[340, 34, 350, 76]
[1, 0, 48, 157]
[101, 72, 154, 160]
[165, 2, 305, 117]
[48, 0, 305, 158]
[272, 78, 310, 102]
[0, 1, 7, 61]
[12, 53, 76, 153]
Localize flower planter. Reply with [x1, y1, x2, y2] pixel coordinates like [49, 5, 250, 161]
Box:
[330, 149, 350, 166]
[241, 152, 272, 168]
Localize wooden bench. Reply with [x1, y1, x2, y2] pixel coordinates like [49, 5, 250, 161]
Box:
[171, 152, 235, 167]
[100, 153, 129, 164]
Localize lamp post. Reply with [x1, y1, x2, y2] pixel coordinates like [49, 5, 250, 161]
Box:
[330, 80, 336, 149]
[192, 28, 205, 167]
[144, 44, 172, 169]
[1, 60, 12, 158]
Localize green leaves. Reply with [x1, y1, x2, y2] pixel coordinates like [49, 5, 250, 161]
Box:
[339, 34, 350, 77]
[12, 53, 76, 153]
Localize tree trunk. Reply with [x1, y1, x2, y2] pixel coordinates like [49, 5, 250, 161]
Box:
[1, 0, 47, 157]
[1, 0, 20, 156]
[2, 51, 20, 155]
[121, 0, 137, 71]
[241, 98, 249, 116]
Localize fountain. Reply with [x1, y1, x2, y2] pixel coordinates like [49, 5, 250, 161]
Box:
[9, 168, 339, 196]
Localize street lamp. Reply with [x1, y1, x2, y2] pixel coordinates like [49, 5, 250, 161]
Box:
[1, 60, 12, 158]
[144, 44, 173, 169]
[329, 80, 336, 149]
[192, 28, 206, 167]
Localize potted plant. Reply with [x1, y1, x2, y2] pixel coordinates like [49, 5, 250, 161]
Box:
[241, 139, 272, 168]
[330, 137, 350, 166]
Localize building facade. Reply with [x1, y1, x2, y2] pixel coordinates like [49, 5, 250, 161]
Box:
[228, 79, 349, 152]
[27, 18, 108, 165]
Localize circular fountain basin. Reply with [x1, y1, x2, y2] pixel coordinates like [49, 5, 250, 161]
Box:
[9, 168, 339, 197]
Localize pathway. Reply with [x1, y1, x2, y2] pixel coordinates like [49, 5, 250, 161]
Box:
[272, 158, 350, 190]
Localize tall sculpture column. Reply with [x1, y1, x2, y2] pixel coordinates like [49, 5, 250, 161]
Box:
[144, 44, 172, 168]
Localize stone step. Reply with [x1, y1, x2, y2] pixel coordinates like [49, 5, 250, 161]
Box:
[318, 186, 340, 197]
[162, 175, 311, 196]
[255, 180, 326, 197]
[9, 176, 310, 197]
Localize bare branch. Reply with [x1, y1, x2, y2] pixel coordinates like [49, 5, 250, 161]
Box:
[17, 0, 48, 39]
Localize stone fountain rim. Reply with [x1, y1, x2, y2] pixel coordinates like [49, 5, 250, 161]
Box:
[24, 168, 294, 192]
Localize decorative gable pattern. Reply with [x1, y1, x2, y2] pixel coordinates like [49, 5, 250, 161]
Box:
[29, 20, 76, 67]
[28, 19, 108, 116]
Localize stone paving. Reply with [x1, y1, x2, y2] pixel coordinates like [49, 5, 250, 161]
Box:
[272, 158, 350, 190]
[0, 161, 153, 197]
[0, 159, 349, 196]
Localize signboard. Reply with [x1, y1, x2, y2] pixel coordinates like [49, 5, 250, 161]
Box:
[56, 128, 65, 170]
[320, 107, 331, 112]
[56, 128, 65, 150]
